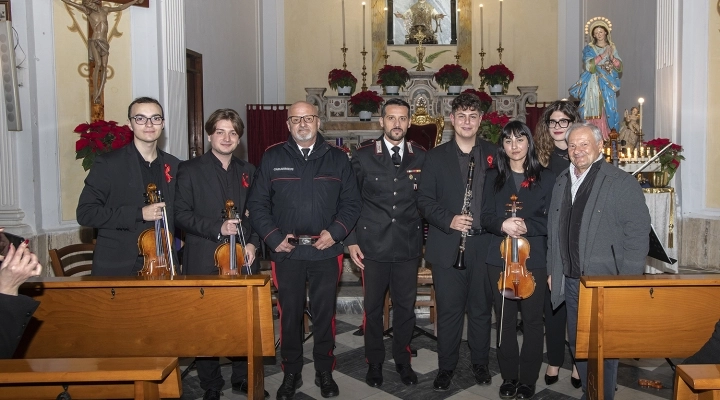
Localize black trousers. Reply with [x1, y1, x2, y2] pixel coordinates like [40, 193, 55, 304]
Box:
[273, 256, 342, 373]
[544, 284, 568, 367]
[362, 258, 419, 365]
[488, 264, 546, 386]
[433, 235, 493, 371]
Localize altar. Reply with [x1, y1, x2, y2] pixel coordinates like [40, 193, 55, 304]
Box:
[306, 71, 537, 147]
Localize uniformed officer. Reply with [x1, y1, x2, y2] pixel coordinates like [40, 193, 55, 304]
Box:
[346, 98, 426, 388]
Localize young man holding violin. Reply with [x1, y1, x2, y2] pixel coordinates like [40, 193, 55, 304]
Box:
[173, 108, 265, 400]
[77, 97, 181, 277]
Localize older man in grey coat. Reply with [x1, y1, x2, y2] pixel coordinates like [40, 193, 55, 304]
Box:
[547, 122, 651, 399]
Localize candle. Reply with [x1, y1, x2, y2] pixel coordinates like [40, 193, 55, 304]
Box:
[362, 2, 366, 51]
[638, 97, 645, 133]
[342, 0, 346, 47]
[480, 4, 484, 51]
[499, 0, 503, 46]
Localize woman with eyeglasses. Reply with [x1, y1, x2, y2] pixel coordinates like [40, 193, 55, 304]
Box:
[534, 100, 583, 388]
[480, 121, 555, 400]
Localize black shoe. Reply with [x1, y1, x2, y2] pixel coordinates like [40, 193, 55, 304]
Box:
[365, 363, 383, 387]
[395, 363, 418, 385]
[353, 326, 364, 336]
[516, 383, 535, 399]
[433, 369, 454, 391]
[232, 379, 270, 398]
[472, 364, 492, 385]
[276, 372, 303, 400]
[571, 376, 582, 388]
[499, 379, 518, 399]
[544, 373, 559, 385]
[314, 370, 339, 398]
[202, 389, 221, 400]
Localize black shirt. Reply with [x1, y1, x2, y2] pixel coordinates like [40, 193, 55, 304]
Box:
[549, 147, 570, 175]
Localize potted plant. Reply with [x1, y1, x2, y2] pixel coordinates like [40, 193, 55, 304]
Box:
[328, 68, 358, 96]
[377, 64, 410, 95]
[74, 120, 133, 171]
[433, 64, 469, 94]
[479, 63, 515, 95]
[645, 138, 684, 186]
[349, 90, 384, 121]
[477, 111, 511, 144]
[462, 88, 493, 113]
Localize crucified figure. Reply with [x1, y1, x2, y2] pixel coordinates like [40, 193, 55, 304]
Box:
[60, 0, 143, 104]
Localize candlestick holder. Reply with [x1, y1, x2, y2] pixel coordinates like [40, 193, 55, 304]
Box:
[382, 52, 389, 65]
[454, 52, 461, 65]
[479, 50, 486, 90]
[497, 46, 504, 63]
[413, 31, 427, 71]
[361, 49, 368, 91]
[341, 47, 348, 70]
[636, 129, 644, 150]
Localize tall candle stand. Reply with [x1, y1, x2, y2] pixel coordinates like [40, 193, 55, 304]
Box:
[361, 50, 368, 91]
[341, 47, 348, 70]
[454, 52, 461, 65]
[479, 50, 486, 90]
[497, 46, 504, 64]
[382, 52, 389, 65]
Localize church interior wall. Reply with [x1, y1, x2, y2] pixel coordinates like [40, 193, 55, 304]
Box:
[184, 0, 260, 161]
[706, 0, 720, 208]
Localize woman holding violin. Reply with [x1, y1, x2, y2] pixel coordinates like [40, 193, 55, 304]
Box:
[480, 121, 555, 400]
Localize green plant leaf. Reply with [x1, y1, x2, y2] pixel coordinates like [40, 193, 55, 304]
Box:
[82, 155, 94, 171]
[391, 50, 418, 64]
[425, 50, 451, 64]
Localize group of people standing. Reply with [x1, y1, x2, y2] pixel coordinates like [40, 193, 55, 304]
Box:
[73, 90, 649, 400]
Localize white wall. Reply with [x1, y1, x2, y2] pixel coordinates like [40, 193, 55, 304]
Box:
[184, 0, 261, 161]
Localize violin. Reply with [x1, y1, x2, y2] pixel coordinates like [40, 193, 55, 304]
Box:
[497, 194, 535, 300]
[138, 183, 176, 278]
[214, 200, 247, 275]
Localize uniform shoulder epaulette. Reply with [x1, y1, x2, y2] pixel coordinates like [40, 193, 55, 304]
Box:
[356, 139, 376, 149]
[265, 141, 286, 151]
[408, 140, 427, 152]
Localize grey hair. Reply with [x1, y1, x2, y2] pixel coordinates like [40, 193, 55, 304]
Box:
[565, 122, 603, 142]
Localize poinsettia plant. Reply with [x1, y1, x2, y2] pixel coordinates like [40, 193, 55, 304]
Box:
[479, 63, 515, 91]
[328, 68, 358, 93]
[377, 64, 410, 88]
[75, 120, 133, 171]
[433, 64, 469, 90]
[645, 138, 684, 181]
[462, 88, 493, 112]
[477, 111, 511, 144]
[349, 90, 384, 114]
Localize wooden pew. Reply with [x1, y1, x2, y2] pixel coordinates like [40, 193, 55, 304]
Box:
[675, 364, 720, 399]
[10, 275, 275, 400]
[576, 275, 720, 400]
[0, 357, 180, 399]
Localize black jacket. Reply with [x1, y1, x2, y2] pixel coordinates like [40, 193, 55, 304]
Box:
[0, 294, 39, 359]
[174, 152, 260, 275]
[480, 168, 555, 270]
[247, 134, 362, 261]
[77, 143, 181, 276]
[345, 138, 426, 262]
[417, 138, 497, 268]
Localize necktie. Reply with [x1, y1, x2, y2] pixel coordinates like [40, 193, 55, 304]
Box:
[301, 148, 310, 161]
[391, 146, 401, 167]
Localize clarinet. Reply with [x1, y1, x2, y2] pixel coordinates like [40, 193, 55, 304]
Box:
[453, 156, 475, 270]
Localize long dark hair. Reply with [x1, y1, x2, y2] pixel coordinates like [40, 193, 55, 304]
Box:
[534, 100, 581, 167]
[494, 120, 543, 191]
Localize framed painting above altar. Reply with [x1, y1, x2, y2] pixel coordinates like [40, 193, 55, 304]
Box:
[388, 0, 456, 45]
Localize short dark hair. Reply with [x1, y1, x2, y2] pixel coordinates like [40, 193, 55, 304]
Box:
[128, 97, 163, 119]
[381, 98, 411, 117]
[205, 108, 245, 137]
[450, 92, 483, 114]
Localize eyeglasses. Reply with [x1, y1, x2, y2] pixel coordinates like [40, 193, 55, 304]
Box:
[287, 115, 318, 124]
[131, 115, 165, 125]
[547, 118, 571, 128]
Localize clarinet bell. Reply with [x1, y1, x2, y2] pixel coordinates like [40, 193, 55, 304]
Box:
[453, 250, 466, 270]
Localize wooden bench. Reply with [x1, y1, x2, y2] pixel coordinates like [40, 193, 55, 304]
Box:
[13, 275, 275, 400]
[576, 275, 720, 399]
[674, 364, 720, 400]
[0, 357, 180, 400]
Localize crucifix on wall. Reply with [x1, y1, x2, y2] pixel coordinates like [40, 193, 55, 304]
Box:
[59, 0, 147, 121]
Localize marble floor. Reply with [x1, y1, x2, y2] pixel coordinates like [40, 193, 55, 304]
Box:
[178, 306, 677, 400]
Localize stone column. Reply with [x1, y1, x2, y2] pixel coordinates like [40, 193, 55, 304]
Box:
[0, 100, 30, 235]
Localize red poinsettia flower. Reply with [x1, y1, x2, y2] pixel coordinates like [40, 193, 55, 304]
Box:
[520, 177, 535, 188]
[487, 155, 494, 168]
[644, 137, 684, 182]
[74, 120, 133, 171]
[164, 164, 172, 183]
[242, 172, 250, 188]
